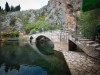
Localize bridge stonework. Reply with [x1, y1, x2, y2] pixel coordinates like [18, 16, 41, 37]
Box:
[25, 29, 100, 61]
[28, 30, 68, 43]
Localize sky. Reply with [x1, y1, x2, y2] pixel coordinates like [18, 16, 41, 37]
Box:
[0, 0, 49, 10]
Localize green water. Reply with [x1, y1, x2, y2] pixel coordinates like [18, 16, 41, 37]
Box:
[0, 41, 71, 75]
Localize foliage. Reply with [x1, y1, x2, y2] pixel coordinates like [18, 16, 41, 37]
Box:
[13, 30, 19, 36]
[1, 25, 19, 37]
[9, 30, 19, 37]
[24, 20, 63, 34]
[9, 32, 14, 36]
[6, 24, 13, 32]
[10, 16, 16, 26]
[34, 21, 51, 31]
[30, 29, 36, 34]
[24, 24, 38, 34]
[77, 8, 100, 39]
[38, 14, 47, 21]
[1, 32, 6, 36]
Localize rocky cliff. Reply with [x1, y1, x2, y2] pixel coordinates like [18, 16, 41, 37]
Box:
[0, 0, 82, 32]
[46, 0, 82, 30]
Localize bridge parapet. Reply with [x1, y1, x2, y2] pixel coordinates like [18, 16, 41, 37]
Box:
[25, 29, 69, 43]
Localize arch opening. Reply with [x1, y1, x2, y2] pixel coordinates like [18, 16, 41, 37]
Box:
[36, 35, 50, 43]
[35, 35, 54, 55]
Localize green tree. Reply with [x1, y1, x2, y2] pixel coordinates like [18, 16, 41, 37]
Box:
[11, 5, 14, 11]
[0, 6, 1, 10]
[13, 30, 19, 37]
[24, 24, 38, 34]
[5, 2, 10, 12]
[2, 32, 7, 37]
[35, 21, 51, 31]
[9, 32, 14, 37]
[77, 8, 100, 39]
[30, 29, 36, 34]
[14, 4, 21, 11]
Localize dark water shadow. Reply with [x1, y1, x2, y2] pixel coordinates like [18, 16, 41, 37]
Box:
[35, 40, 54, 55]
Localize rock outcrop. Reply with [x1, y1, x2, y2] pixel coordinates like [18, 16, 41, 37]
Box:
[46, 0, 82, 30]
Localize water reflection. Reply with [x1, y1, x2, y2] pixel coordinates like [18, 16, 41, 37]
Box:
[0, 41, 71, 75]
[36, 40, 54, 55]
[0, 64, 47, 75]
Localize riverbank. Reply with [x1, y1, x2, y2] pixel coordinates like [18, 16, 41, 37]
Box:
[54, 42, 100, 75]
[0, 38, 19, 42]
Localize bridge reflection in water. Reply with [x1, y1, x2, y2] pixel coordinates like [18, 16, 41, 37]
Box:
[36, 41, 54, 55]
[35, 35, 54, 55]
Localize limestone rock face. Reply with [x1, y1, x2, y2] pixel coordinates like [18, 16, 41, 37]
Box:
[28, 14, 36, 24]
[45, 0, 82, 30]
[1, 10, 37, 31]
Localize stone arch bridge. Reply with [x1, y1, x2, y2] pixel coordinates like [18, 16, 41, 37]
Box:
[27, 29, 69, 43]
[25, 29, 100, 61]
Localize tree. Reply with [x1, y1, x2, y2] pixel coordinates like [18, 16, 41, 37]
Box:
[14, 4, 21, 11]
[0, 6, 1, 10]
[18, 4, 21, 11]
[5, 2, 10, 12]
[11, 5, 14, 11]
[30, 29, 36, 34]
[77, 8, 100, 39]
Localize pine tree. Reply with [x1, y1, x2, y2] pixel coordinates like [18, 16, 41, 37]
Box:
[14, 4, 21, 11]
[11, 5, 14, 11]
[18, 4, 21, 11]
[0, 6, 1, 10]
[5, 2, 10, 12]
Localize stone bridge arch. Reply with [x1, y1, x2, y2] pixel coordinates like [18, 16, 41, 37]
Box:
[36, 35, 52, 42]
[28, 30, 67, 43]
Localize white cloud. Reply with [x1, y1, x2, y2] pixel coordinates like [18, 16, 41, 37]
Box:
[0, 0, 49, 10]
